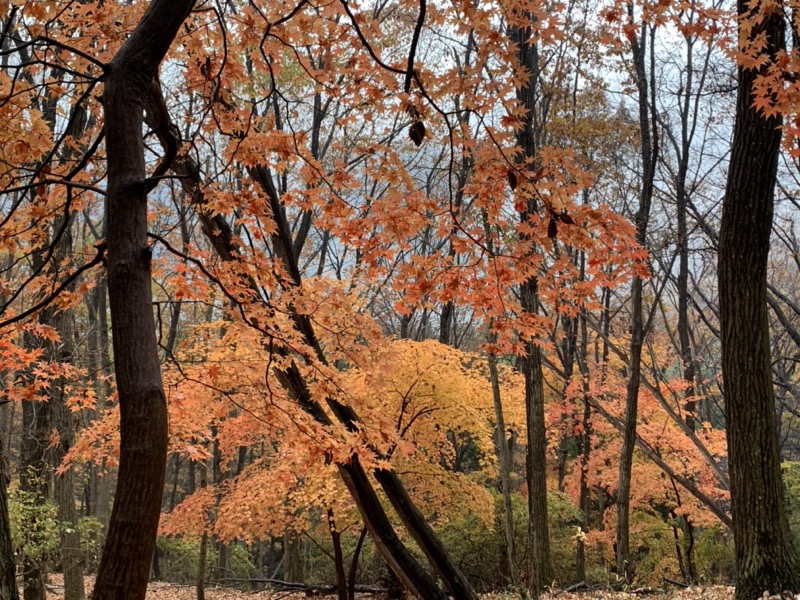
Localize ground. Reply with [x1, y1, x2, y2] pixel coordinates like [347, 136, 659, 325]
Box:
[38, 577, 739, 600]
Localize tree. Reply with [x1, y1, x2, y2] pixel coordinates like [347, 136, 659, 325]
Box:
[507, 11, 555, 595]
[92, 1, 197, 598]
[0, 438, 17, 600]
[615, 14, 658, 582]
[718, 0, 800, 596]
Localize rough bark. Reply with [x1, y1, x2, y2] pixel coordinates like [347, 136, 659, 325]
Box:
[92, 2, 197, 599]
[718, 3, 800, 598]
[0, 439, 18, 600]
[509, 17, 554, 594]
[20, 391, 49, 600]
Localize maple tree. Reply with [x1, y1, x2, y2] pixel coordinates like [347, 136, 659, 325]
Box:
[6, 0, 800, 598]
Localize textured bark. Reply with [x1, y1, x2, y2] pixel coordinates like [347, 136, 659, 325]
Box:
[0, 440, 18, 600]
[20, 393, 49, 600]
[519, 284, 553, 594]
[51, 323, 86, 600]
[509, 17, 554, 594]
[718, 4, 800, 598]
[92, 2, 196, 599]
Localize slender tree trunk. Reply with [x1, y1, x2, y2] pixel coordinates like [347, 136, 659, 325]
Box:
[20, 392, 50, 600]
[347, 527, 367, 600]
[0, 435, 18, 600]
[327, 509, 348, 600]
[718, 3, 800, 598]
[576, 300, 592, 583]
[52, 366, 86, 600]
[489, 350, 519, 586]
[196, 463, 208, 600]
[92, 2, 196, 598]
[616, 18, 656, 583]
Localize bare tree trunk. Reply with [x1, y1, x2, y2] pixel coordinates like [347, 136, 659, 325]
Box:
[92, 2, 197, 598]
[20, 390, 50, 600]
[489, 351, 518, 586]
[347, 527, 367, 600]
[576, 297, 592, 583]
[196, 463, 208, 600]
[718, 2, 800, 597]
[0, 436, 18, 600]
[327, 509, 348, 600]
[616, 17, 657, 583]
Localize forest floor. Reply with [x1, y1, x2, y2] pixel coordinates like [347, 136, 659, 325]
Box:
[41, 576, 736, 600]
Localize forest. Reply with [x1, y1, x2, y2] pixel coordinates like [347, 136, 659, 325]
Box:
[1, 0, 799, 599]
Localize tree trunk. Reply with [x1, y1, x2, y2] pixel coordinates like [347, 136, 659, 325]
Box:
[616, 18, 656, 583]
[489, 350, 519, 586]
[508, 15, 554, 595]
[348, 527, 367, 600]
[327, 509, 348, 600]
[718, 3, 800, 598]
[196, 463, 208, 600]
[92, 2, 197, 599]
[519, 294, 554, 594]
[20, 394, 49, 600]
[0, 438, 19, 600]
[576, 304, 592, 584]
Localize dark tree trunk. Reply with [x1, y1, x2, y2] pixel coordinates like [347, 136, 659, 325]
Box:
[20, 394, 50, 600]
[718, 4, 800, 598]
[347, 527, 367, 600]
[508, 15, 554, 596]
[196, 463, 208, 600]
[616, 19, 656, 583]
[519, 295, 554, 594]
[576, 299, 592, 584]
[327, 509, 347, 600]
[92, 2, 196, 599]
[0, 438, 18, 600]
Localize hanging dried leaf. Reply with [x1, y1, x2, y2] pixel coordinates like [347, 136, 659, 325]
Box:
[507, 169, 518, 190]
[409, 120, 425, 146]
[558, 212, 575, 225]
[547, 217, 558, 239]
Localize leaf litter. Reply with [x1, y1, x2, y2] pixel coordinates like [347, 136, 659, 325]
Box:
[42, 576, 739, 600]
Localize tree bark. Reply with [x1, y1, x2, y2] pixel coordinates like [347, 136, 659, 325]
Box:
[508, 16, 554, 594]
[0, 438, 18, 600]
[616, 18, 656, 583]
[718, 3, 800, 598]
[20, 390, 49, 600]
[92, 2, 196, 599]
